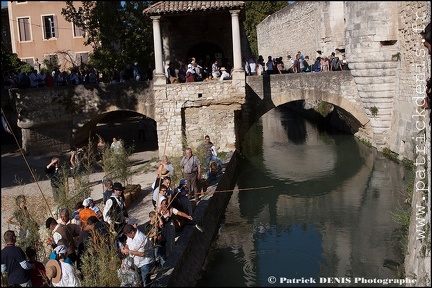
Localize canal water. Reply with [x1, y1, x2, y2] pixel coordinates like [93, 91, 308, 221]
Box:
[196, 104, 411, 287]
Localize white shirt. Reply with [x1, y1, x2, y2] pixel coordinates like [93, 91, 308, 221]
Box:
[220, 71, 230, 81]
[110, 140, 122, 154]
[126, 229, 154, 268]
[152, 188, 167, 209]
[257, 64, 263, 75]
[52, 261, 80, 287]
[249, 61, 256, 74]
[103, 195, 125, 224]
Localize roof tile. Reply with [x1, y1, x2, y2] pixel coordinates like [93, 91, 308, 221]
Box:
[144, 1, 245, 15]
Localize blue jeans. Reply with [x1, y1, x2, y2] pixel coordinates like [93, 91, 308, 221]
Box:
[205, 156, 223, 178]
[154, 246, 166, 267]
[139, 262, 155, 287]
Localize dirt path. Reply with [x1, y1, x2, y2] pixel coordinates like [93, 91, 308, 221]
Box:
[1, 149, 160, 245]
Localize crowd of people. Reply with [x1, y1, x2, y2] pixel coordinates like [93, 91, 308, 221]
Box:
[163, 49, 349, 85]
[243, 50, 349, 76]
[1, 61, 149, 91]
[1, 133, 225, 287]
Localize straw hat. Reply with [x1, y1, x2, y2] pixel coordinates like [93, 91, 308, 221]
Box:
[45, 260, 62, 284]
[161, 168, 170, 177]
[220, 67, 227, 71]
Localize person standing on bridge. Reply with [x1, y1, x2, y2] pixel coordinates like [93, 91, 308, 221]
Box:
[180, 148, 201, 202]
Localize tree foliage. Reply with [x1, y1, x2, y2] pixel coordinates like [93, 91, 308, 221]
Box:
[243, 1, 288, 57]
[1, 43, 32, 76]
[61, 1, 154, 82]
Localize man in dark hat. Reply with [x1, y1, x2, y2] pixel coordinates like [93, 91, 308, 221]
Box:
[103, 182, 128, 236]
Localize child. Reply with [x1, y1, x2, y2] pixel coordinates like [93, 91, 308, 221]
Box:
[26, 247, 49, 287]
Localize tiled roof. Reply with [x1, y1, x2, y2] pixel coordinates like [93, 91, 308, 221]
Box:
[143, 1, 245, 15]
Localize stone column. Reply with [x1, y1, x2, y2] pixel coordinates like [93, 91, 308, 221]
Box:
[151, 16, 165, 85]
[230, 9, 244, 80]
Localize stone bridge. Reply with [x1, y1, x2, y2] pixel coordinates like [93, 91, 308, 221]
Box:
[10, 71, 374, 158]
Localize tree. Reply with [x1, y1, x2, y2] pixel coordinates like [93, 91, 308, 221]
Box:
[1, 43, 32, 76]
[243, 1, 288, 57]
[61, 1, 154, 82]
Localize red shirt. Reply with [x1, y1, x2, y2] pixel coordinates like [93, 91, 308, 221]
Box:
[28, 260, 48, 287]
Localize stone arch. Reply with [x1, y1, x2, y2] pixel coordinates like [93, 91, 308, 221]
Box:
[238, 86, 373, 150]
[72, 110, 157, 150]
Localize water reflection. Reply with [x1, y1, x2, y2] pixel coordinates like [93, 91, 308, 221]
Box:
[197, 105, 409, 287]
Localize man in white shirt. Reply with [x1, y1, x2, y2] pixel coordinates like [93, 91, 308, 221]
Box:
[103, 182, 128, 235]
[121, 224, 155, 287]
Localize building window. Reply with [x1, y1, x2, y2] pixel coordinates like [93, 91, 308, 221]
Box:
[73, 23, 84, 37]
[42, 15, 56, 39]
[76, 52, 89, 65]
[18, 17, 31, 41]
[21, 58, 34, 66]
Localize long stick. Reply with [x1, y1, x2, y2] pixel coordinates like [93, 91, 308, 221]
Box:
[154, 113, 172, 228]
[197, 185, 274, 195]
[1, 108, 55, 218]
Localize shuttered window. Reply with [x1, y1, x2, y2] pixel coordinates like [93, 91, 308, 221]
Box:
[18, 17, 31, 41]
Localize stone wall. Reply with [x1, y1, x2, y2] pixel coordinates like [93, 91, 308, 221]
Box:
[346, 2, 401, 152]
[257, 1, 345, 63]
[154, 79, 245, 159]
[11, 81, 154, 155]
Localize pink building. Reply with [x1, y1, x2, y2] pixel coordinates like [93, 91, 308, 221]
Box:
[7, 1, 92, 71]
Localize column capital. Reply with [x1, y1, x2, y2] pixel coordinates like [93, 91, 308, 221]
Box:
[229, 9, 240, 16]
[150, 15, 161, 21]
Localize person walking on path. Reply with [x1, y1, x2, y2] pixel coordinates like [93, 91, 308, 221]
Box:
[138, 116, 147, 142]
[103, 179, 114, 205]
[45, 157, 64, 202]
[180, 148, 201, 201]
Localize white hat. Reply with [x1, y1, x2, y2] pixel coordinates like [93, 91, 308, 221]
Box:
[82, 197, 92, 207]
[54, 244, 67, 256]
